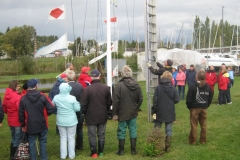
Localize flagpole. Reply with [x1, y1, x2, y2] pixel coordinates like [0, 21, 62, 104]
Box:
[107, 0, 112, 94]
[64, 4, 68, 61]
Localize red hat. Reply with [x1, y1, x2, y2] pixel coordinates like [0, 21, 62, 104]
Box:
[81, 67, 90, 73]
[60, 73, 67, 78]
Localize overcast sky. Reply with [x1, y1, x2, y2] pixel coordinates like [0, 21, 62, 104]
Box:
[0, 0, 239, 43]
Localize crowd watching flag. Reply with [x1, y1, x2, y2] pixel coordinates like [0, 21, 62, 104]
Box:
[48, 5, 66, 20]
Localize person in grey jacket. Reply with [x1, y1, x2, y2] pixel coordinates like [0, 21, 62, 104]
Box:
[112, 65, 143, 156]
[152, 71, 179, 152]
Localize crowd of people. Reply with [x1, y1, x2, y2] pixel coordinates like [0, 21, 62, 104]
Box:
[0, 59, 235, 159]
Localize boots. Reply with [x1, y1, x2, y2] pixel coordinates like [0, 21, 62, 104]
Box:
[165, 136, 171, 152]
[130, 138, 137, 155]
[98, 141, 105, 156]
[116, 139, 125, 156]
[9, 143, 17, 160]
[90, 143, 98, 158]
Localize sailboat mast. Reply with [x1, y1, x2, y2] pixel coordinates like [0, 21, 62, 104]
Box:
[106, 0, 112, 94]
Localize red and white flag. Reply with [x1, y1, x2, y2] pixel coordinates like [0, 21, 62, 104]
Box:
[104, 17, 117, 23]
[48, 5, 65, 20]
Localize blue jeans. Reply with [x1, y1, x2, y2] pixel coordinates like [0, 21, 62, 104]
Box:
[117, 118, 137, 139]
[58, 125, 77, 159]
[226, 87, 231, 103]
[28, 129, 48, 160]
[9, 126, 23, 147]
[178, 85, 185, 100]
[219, 89, 227, 105]
[154, 122, 173, 136]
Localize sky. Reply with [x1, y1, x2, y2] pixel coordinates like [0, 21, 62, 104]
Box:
[0, 0, 239, 43]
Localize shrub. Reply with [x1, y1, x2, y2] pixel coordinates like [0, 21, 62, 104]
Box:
[19, 55, 35, 74]
[144, 127, 165, 157]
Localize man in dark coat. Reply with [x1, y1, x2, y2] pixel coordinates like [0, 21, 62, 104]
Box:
[147, 59, 173, 83]
[112, 65, 143, 156]
[81, 69, 112, 158]
[66, 70, 84, 151]
[186, 64, 196, 86]
[152, 71, 179, 152]
[19, 79, 56, 160]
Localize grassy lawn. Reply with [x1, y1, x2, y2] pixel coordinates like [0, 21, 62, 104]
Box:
[0, 78, 240, 159]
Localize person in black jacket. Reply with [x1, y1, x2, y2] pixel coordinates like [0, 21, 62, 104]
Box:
[81, 69, 112, 158]
[147, 59, 173, 83]
[186, 70, 213, 145]
[152, 71, 179, 152]
[112, 65, 143, 156]
[66, 70, 84, 151]
[19, 79, 56, 160]
[0, 96, 4, 126]
[186, 64, 196, 86]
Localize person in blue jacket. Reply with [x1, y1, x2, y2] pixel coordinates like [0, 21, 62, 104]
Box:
[52, 83, 81, 160]
[172, 67, 178, 87]
[227, 66, 234, 104]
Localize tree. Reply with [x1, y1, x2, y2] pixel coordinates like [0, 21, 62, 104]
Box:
[2, 25, 36, 59]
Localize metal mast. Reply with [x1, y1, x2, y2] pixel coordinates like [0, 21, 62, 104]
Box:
[144, 0, 157, 122]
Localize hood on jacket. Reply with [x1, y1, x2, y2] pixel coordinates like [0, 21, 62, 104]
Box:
[4, 88, 16, 101]
[57, 77, 65, 83]
[59, 83, 72, 95]
[160, 78, 172, 93]
[26, 90, 42, 103]
[207, 70, 215, 73]
[120, 77, 139, 91]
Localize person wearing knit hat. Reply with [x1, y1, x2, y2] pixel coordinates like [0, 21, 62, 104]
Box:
[78, 66, 92, 88]
[112, 65, 143, 156]
[146, 59, 173, 83]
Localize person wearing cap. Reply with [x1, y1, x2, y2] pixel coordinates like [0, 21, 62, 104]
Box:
[112, 65, 143, 156]
[78, 66, 92, 88]
[52, 83, 81, 159]
[81, 69, 112, 158]
[146, 59, 173, 83]
[2, 80, 22, 159]
[186, 64, 196, 86]
[65, 70, 84, 151]
[19, 79, 56, 160]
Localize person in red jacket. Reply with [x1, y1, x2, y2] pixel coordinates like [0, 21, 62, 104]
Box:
[205, 65, 217, 94]
[218, 69, 229, 105]
[78, 66, 92, 88]
[2, 80, 23, 159]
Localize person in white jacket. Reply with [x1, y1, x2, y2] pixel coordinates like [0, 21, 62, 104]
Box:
[52, 83, 80, 159]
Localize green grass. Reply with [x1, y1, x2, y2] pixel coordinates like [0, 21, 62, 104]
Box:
[1, 79, 240, 160]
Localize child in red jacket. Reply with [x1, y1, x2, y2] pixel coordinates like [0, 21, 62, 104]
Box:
[218, 69, 229, 105]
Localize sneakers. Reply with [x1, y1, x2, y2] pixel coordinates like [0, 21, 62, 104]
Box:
[91, 153, 98, 158]
[228, 102, 232, 104]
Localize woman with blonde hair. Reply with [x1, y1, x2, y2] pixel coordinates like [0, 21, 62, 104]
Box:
[152, 71, 179, 152]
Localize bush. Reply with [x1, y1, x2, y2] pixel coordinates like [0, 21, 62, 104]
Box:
[19, 55, 35, 74]
[144, 127, 165, 157]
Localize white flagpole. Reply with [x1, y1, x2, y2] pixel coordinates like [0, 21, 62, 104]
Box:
[107, 0, 112, 94]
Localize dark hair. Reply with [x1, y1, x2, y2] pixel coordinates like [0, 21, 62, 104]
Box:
[9, 80, 19, 90]
[196, 70, 206, 87]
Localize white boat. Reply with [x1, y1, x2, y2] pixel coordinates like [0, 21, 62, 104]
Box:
[203, 53, 239, 67]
